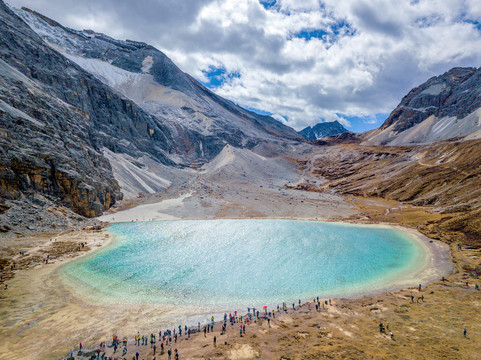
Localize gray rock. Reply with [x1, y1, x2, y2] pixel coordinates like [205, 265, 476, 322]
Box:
[0, 0, 304, 234]
[381, 67, 481, 133]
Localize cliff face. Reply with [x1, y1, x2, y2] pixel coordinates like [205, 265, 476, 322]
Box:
[0, 1, 304, 232]
[0, 83, 119, 219]
[0, 1, 138, 219]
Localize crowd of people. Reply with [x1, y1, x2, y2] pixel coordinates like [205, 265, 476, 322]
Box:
[68, 297, 334, 360]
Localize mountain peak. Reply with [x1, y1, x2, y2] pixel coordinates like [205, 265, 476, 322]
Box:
[299, 120, 347, 140]
[364, 66, 481, 146]
[0, 1, 304, 229]
[21, 7, 61, 27]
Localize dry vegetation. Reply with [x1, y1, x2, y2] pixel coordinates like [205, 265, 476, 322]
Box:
[1, 139, 480, 359]
[289, 138, 481, 248]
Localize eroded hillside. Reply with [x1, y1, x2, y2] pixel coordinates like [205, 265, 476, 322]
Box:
[290, 139, 481, 247]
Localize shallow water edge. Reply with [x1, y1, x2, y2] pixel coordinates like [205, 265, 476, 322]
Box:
[56, 219, 453, 328]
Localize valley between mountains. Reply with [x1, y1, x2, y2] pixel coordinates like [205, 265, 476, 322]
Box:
[1, 1, 481, 359]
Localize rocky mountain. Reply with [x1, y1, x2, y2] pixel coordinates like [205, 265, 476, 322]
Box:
[14, 6, 302, 149]
[299, 120, 347, 140]
[364, 67, 481, 146]
[0, 1, 302, 233]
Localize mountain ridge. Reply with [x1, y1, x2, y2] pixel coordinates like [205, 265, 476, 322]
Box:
[363, 66, 481, 145]
[15, 6, 302, 146]
[0, 1, 303, 233]
[299, 120, 348, 140]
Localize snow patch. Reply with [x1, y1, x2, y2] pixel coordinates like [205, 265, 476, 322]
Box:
[141, 56, 153, 73]
[62, 53, 144, 88]
[13, 7, 87, 54]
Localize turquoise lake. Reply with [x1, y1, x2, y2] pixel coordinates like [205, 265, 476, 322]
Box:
[60, 219, 425, 309]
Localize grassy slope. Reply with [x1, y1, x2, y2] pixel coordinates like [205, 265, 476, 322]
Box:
[293, 139, 481, 248]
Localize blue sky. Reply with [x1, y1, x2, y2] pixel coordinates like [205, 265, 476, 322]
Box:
[10, 0, 481, 133]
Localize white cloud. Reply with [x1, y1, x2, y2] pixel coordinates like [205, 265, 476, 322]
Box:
[7, 0, 481, 131]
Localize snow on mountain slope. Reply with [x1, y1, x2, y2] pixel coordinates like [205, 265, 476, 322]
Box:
[364, 109, 481, 146]
[364, 67, 481, 146]
[61, 53, 144, 88]
[13, 6, 302, 144]
[58, 53, 216, 135]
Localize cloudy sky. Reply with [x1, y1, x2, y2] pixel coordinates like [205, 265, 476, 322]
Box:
[8, 0, 481, 132]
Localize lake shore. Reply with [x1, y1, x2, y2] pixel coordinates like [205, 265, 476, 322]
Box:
[59, 220, 454, 306]
[0, 215, 463, 360]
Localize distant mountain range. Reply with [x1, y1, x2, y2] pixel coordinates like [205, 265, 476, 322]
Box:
[298, 121, 347, 140]
[364, 67, 481, 146]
